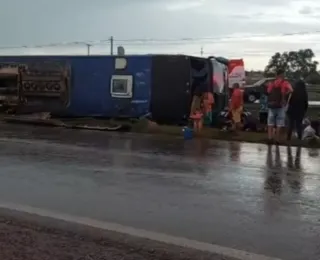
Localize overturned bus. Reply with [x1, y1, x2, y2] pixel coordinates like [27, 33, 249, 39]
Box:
[0, 54, 231, 126]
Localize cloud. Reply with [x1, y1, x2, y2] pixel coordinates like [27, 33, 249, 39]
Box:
[0, 0, 319, 69]
[299, 6, 313, 14]
[225, 0, 291, 6]
[165, 0, 206, 11]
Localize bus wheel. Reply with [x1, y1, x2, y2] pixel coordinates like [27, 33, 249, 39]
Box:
[248, 94, 256, 103]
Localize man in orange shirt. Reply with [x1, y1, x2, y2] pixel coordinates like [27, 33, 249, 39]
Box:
[230, 83, 244, 131]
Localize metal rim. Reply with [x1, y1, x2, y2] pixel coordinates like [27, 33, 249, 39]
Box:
[248, 94, 256, 102]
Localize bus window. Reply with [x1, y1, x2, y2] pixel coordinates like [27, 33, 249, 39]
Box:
[211, 59, 227, 94]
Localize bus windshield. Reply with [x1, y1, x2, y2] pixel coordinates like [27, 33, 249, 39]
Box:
[210, 59, 228, 94]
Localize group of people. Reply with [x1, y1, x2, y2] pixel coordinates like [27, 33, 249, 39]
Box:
[189, 82, 245, 132]
[190, 89, 214, 132]
[266, 69, 318, 144]
[189, 68, 319, 145]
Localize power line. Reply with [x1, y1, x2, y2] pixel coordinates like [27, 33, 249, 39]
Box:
[0, 30, 319, 50]
[113, 30, 320, 42]
[0, 40, 111, 50]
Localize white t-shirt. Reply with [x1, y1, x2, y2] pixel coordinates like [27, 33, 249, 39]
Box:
[303, 126, 316, 140]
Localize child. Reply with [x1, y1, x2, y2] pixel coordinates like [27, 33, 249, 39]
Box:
[203, 91, 214, 125]
[190, 108, 203, 133]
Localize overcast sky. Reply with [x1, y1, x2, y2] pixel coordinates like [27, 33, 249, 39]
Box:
[1, 0, 320, 69]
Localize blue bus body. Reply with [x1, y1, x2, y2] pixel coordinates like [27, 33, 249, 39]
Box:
[0, 55, 152, 118]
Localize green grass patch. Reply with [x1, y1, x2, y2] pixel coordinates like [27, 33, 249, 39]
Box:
[132, 121, 320, 148]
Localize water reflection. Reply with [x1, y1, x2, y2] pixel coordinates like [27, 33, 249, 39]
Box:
[228, 142, 241, 162]
[308, 148, 319, 157]
[287, 146, 302, 169]
[263, 145, 284, 217]
[194, 139, 210, 158]
[286, 146, 303, 193]
[264, 145, 283, 195]
[264, 145, 306, 196]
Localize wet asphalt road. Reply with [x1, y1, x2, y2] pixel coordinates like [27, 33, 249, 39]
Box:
[0, 124, 319, 260]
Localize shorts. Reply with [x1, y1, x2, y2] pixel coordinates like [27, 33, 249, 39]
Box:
[267, 107, 285, 127]
[231, 106, 243, 123]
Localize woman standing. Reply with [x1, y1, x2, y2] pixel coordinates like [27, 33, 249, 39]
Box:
[203, 91, 214, 125]
[287, 79, 309, 140]
[230, 83, 244, 132]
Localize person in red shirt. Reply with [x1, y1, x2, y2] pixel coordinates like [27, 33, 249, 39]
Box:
[266, 69, 293, 144]
[230, 83, 244, 131]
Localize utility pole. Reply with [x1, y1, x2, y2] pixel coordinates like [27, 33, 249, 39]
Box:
[110, 36, 114, 55]
[200, 46, 203, 56]
[85, 43, 92, 55]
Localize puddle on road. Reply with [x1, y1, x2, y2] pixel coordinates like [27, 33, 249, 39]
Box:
[0, 124, 320, 220]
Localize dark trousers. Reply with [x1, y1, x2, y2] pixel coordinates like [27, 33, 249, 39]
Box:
[287, 114, 304, 140]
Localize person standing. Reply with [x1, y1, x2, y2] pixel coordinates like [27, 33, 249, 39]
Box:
[190, 84, 204, 118]
[203, 91, 214, 125]
[286, 79, 308, 140]
[267, 69, 293, 144]
[190, 108, 203, 133]
[230, 83, 244, 132]
[190, 85, 204, 133]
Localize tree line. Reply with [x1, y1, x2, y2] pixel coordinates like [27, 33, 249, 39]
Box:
[264, 48, 320, 84]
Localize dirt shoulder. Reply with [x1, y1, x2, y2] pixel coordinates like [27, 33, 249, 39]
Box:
[3, 116, 320, 148]
[0, 208, 234, 260]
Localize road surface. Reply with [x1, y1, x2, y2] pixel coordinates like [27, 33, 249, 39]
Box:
[0, 124, 319, 260]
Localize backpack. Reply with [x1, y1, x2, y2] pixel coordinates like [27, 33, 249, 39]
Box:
[268, 80, 284, 108]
